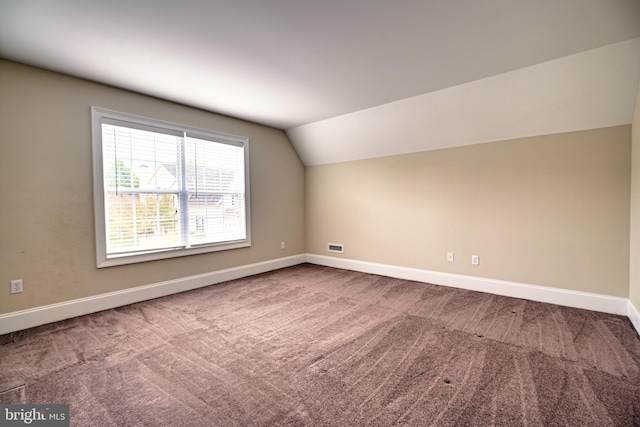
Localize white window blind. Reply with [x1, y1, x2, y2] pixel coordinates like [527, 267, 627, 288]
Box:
[184, 135, 246, 246]
[92, 107, 250, 267]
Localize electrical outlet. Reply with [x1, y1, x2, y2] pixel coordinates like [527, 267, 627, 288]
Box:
[11, 279, 23, 294]
[471, 255, 479, 266]
[447, 252, 454, 262]
[280, 241, 286, 250]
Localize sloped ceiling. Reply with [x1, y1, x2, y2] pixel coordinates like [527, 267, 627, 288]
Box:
[290, 38, 640, 165]
[1, 1, 639, 165]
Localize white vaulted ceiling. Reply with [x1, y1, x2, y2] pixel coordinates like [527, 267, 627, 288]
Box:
[1, 1, 639, 165]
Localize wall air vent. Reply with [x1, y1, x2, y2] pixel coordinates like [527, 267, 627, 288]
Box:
[328, 243, 344, 253]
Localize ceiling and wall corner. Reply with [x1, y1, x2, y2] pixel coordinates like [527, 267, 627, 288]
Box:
[0, 1, 639, 167]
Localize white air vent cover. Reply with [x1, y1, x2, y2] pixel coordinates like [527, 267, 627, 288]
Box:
[328, 243, 344, 253]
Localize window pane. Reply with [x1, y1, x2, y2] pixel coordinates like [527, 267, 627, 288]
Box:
[102, 124, 181, 192]
[185, 136, 246, 246]
[105, 192, 181, 254]
[185, 137, 244, 193]
[188, 193, 246, 245]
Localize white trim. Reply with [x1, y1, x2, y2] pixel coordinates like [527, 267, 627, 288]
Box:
[629, 300, 640, 336]
[2, 254, 638, 337]
[305, 254, 630, 317]
[0, 255, 306, 336]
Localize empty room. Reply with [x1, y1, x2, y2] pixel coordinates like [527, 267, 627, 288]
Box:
[1, 1, 640, 425]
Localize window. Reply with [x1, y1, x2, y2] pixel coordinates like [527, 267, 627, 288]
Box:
[92, 107, 250, 267]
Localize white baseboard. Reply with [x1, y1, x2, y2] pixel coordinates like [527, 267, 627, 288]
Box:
[0, 254, 307, 336]
[629, 300, 640, 336]
[306, 254, 630, 317]
[2, 254, 638, 337]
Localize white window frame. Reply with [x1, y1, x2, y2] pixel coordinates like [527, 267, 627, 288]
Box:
[91, 107, 251, 268]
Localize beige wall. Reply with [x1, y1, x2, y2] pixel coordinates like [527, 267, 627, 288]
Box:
[0, 60, 305, 314]
[0, 58, 634, 317]
[307, 126, 631, 297]
[630, 83, 640, 308]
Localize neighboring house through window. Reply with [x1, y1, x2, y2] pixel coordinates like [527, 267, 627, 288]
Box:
[92, 107, 250, 267]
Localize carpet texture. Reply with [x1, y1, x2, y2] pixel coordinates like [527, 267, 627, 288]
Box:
[1, 264, 639, 426]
